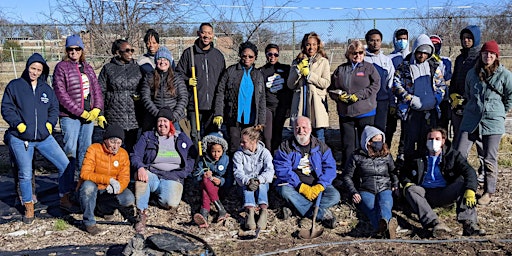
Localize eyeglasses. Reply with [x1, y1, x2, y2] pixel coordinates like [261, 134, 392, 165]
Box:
[241, 55, 255, 59]
[266, 52, 279, 57]
[120, 48, 135, 53]
[66, 47, 82, 52]
[351, 51, 365, 55]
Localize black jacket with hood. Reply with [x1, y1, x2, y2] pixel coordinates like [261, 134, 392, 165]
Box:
[451, 25, 481, 96]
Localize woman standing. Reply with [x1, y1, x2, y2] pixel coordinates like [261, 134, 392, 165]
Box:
[457, 40, 512, 206]
[287, 32, 331, 142]
[140, 46, 188, 132]
[99, 39, 142, 152]
[329, 40, 380, 167]
[213, 41, 266, 154]
[53, 34, 104, 175]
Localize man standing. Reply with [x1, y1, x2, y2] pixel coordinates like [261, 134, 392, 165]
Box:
[400, 128, 485, 237]
[176, 23, 226, 144]
[364, 29, 395, 133]
[274, 116, 340, 229]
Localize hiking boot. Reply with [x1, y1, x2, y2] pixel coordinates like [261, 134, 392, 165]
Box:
[60, 193, 80, 213]
[245, 207, 256, 230]
[432, 221, 452, 237]
[85, 224, 102, 235]
[257, 208, 268, 230]
[387, 218, 398, 239]
[377, 219, 388, 236]
[213, 200, 229, 222]
[478, 193, 492, 205]
[463, 221, 486, 236]
[134, 209, 147, 234]
[321, 209, 337, 229]
[23, 201, 34, 225]
[282, 207, 292, 220]
[194, 208, 209, 228]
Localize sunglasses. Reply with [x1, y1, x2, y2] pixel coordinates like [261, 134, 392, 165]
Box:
[242, 55, 255, 59]
[266, 52, 279, 57]
[66, 47, 82, 52]
[351, 51, 365, 55]
[120, 48, 135, 53]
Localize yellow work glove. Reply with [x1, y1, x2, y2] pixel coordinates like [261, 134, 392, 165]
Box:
[450, 93, 464, 109]
[80, 110, 90, 120]
[17, 123, 27, 133]
[464, 189, 476, 208]
[300, 66, 310, 77]
[348, 94, 358, 103]
[87, 108, 101, 122]
[46, 122, 52, 134]
[299, 183, 314, 201]
[297, 58, 309, 70]
[339, 92, 350, 103]
[310, 184, 325, 200]
[97, 116, 107, 129]
[188, 77, 197, 87]
[213, 116, 223, 129]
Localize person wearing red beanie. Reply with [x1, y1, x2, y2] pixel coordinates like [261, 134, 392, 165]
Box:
[480, 40, 500, 57]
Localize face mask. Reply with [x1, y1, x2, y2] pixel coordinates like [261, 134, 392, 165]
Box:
[370, 141, 383, 152]
[426, 139, 442, 153]
[395, 39, 408, 50]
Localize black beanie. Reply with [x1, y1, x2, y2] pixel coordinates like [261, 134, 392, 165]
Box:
[103, 123, 125, 141]
[157, 107, 173, 121]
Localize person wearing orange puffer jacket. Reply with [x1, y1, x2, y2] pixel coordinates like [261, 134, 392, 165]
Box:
[79, 124, 135, 235]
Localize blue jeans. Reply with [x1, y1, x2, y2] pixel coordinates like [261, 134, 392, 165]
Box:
[358, 190, 393, 231]
[79, 180, 135, 226]
[277, 185, 340, 220]
[8, 134, 74, 203]
[60, 117, 94, 175]
[313, 128, 325, 143]
[135, 171, 183, 210]
[242, 183, 269, 207]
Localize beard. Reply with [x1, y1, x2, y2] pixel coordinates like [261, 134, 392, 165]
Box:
[295, 133, 310, 146]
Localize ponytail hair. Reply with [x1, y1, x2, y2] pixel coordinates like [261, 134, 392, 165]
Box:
[241, 125, 264, 142]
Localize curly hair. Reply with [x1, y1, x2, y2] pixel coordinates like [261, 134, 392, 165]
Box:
[239, 41, 258, 59]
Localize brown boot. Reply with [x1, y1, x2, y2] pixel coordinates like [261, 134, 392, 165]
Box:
[245, 207, 256, 230]
[257, 208, 268, 230]
[23, 201, 34, 225]
[60, 193, 80, 213]
[134, 209, 147, 234]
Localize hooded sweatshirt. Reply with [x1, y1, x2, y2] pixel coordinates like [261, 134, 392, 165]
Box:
[360, 125, 386, 154]
[365, 49, 395, 101]
[388, 28, 411, 69]
[1, 53, 59, 141]
[451, 25, 481, 96]
[233, 140, 274, 186]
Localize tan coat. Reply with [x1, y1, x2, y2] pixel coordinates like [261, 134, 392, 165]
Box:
[287, 56, 331, 128]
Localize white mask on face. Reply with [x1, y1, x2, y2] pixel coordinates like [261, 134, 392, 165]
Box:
[426, 139, 442, 153]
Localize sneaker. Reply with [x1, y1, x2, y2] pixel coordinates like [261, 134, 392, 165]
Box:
[477, 173, 485, 183]
[387, 218, 398, 239]
[85, 224, 102, 235]
[432, 221, 452, 237]
[321, 209, 337, 229]
[282, 207, 292, 220]
[463, 221, 486, 236]
[478, 193, 492, 205]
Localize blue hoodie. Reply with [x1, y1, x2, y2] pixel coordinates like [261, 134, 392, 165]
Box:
[1, 53, 59, 141]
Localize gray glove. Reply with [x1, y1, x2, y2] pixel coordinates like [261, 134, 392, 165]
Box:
[109, 178, 121, 194]
[247, 178, 260, 191]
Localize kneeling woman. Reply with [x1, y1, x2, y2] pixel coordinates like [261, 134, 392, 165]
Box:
[342, 126, 398, 238]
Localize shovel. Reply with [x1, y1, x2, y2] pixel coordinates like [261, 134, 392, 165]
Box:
[299, 192, 324, 239]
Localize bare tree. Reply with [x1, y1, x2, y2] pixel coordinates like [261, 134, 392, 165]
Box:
[483, 2, 512, 44]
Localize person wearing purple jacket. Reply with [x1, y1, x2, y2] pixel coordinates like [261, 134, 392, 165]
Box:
[53, 34, 104, 178]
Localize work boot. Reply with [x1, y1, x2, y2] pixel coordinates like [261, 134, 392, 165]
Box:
[194, 208, 209, 228]
[134, 209, 147, 234]
[478, 193, 492, 206]
[257, 208, 268, 230]
[85, 224, 102, 235]
[245, 207, 256, 230]
[321, 209, 337, 229]
[377, 219, 388, 237]
[23, 201, 34, 225]
[213, 200, 229, 222]
[432, 221, 452, 237]
[463, 221, 486, 236]
[60, 193, 80, 213]
[387, 218, 398, 239]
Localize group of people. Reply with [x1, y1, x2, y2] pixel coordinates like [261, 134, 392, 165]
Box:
[2, 22, 510, 239]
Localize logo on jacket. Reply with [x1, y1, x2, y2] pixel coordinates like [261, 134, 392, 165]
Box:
[218, 165, 224, 171]
[113, 160, 119, 167]
[40, 93, 49, 104]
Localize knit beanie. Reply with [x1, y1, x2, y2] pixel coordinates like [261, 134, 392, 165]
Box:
[429, 35, 442, 44]
[103, 123, 125, 141]
[157, 107, 173, 121]
[65, 34, 85, 49]
[154, 46, 173, 63]
[481, 40, 500, 57]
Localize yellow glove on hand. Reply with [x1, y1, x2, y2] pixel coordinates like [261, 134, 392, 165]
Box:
[87, 108, 101, 122]
[300, 66, 310, 77]
[213, 116, 223, 129]
[348, 94, 358, 103]
[310, 184, 325, 200]
[464, 189, 476, 208]
[46, 122, 52, 134]
[80, 110, 90, 120]
[297, 58, 309, 70]
[404, 94, 413, 102]
[97, 116, 107, 129]
[299, 183, 314, 201]
[188, 77, 197, 87]
[17, 123, 27, 133]
[450, 93, 464, 109]
[339, 92, 350, 103]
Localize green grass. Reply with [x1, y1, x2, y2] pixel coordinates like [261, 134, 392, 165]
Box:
[54, 219, 68, 231]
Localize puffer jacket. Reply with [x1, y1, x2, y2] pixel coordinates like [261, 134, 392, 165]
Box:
[214, 62, 266, 127]
[80, 143, 131, 192]
[141, 70, 188, 122]
[233, 141, 274, 186]
[99, 57, 142, 130]
[52, 60, 104, 118]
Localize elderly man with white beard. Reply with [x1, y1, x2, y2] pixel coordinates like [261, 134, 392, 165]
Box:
[273, 116, 340, 229]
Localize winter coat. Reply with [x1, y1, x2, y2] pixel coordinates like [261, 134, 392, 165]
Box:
[274, 136, 337, 189]
[388, 28, 411, 69]
[451, 25, 482, 96]
[288, 56, 331, 128]
[52, 60, 103, 118]
[193, 133, 230, 186]
[259, 62, 292, 111]
[1, 53, 58, 141]
[176, 40, 226, 111]
[329, 61, 380, 117]
[130, 130, 197, 184]
[98, 57, 142, 130]
[342, 126, 397, 195]
[460, 65, 512, 135]
[364, 51, 395, 101]
[80, 143, 131, 192]
[141, 71, 188, 122]
[399, 141, 478, 192]
[214, 62, 266, 127]
[233, 141, 274, 186]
